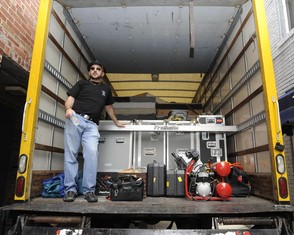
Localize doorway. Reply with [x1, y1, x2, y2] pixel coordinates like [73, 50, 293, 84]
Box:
[0, 55, 28, 206]
[0, 104, 20, 206]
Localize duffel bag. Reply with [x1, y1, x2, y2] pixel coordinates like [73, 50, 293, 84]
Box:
[228, 165, 251, 197]
[41, 172, 65, 198]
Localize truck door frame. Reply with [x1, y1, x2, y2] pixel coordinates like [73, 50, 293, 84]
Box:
[252, 0, 290, 202]
[14, 0, 53, 201]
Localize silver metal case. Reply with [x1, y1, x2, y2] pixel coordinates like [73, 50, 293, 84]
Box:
[133, 120, 167, 170]
[166, 121, 197, 170]
[98, 120, 133, 172]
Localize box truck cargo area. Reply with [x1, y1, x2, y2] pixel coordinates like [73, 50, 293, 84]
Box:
[0, 0, 294, 234]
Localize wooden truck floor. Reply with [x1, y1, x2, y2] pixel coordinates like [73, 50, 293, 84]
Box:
[2, 195, 293, 216]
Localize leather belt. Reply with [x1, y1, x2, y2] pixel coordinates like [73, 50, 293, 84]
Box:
[77, 113, 93, 121]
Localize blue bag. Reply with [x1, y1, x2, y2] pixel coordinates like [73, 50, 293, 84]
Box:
[42, 173, 65, 198]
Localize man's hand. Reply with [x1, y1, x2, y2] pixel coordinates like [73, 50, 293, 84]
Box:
[115, 120, 125, 127]
[65, 108, 74, 119]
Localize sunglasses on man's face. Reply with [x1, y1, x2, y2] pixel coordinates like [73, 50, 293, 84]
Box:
[90, 67, 102, 71]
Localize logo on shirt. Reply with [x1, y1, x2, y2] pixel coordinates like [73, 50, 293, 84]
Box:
[102, 90, 106, 96]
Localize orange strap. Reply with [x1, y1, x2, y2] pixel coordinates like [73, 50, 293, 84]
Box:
[229, 162, 244, 170]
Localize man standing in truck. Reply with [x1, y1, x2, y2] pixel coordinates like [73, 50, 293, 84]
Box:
[63, 60, 124, 202]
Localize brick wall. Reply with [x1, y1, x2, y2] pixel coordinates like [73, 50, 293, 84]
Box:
[0, 0, 39, 205]
[0, 0, 40, 71]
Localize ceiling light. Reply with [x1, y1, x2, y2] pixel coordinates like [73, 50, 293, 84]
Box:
[151, 74, 159, 82]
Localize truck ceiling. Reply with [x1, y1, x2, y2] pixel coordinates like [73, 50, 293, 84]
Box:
[55, 0, 248, 103]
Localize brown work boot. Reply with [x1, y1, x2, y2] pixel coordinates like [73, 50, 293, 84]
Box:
[84, 192, 98, 202]
[63, 191, 76, 202]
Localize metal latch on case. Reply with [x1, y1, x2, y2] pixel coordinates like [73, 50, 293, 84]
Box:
[144, 148, 156, 155]
[116, 137, 125, 143]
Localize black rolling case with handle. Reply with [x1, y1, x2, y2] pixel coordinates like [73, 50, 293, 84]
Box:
[147, 160, 166, 196]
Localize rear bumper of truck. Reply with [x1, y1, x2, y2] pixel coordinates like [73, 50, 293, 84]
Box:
[1, 196, 294, 234]
[21, 226, 282, 235]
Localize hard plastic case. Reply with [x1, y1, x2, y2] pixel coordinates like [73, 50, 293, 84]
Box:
[166, 169, 185, 197]
[147, 161, 166, 196]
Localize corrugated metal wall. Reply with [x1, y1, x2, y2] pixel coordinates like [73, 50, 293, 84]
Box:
[32, 1, 94, 170]
[195, 1, 271, 175]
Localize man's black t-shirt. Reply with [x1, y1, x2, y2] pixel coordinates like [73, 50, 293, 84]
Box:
[67, 79, 114, 125]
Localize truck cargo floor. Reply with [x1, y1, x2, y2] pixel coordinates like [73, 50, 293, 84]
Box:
[2, 196, 293, 216]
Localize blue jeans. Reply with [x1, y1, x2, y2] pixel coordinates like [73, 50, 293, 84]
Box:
[64, 113, 100, 194]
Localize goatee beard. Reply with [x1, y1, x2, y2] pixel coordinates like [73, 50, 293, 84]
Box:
[90, 77, 102, 85]
[91, 77, 101, 81]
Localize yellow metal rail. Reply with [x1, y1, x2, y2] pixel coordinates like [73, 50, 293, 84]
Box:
[252, 0, 290, 202]
[15, 0, 52, 201]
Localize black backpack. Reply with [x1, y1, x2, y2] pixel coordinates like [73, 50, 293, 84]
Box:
[227, 166, 251, 197]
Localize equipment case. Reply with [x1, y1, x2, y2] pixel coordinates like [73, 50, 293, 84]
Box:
[98, 120, 133, 172]
[166, 121, 197, 170]
[133, 120, 167, 169]
[196, 115, 227, 163]
[166, 169, 185, 197]
[147, 161, 166, 196]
